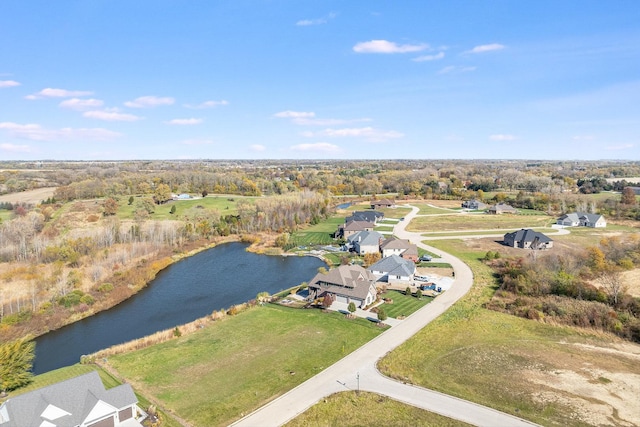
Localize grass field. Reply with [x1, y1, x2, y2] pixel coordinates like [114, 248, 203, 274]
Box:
[285, 391, 472, 427]
[408, 212, 554, 232]
[378, 239, 640, 427]
[379, 290, 433, 318]
[116, 195, 255, 220]
[412, 203, 459, 215]
[290, 216, 344, 247]
[108, 304, 383, 427]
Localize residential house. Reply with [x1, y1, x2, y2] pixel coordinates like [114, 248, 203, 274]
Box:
[487, 203, 518, 214]
[345, 210, 384, 224]
[307, 264, 377, 308]
[0, 371, 145, 427]
[369, 254, 416, 284]
[370, 199, 395, 209]
[556, 212, 607, 228]
[337, 220, 374, 239]
[461, 199, 487, 210]
[380, 236, 418, 262]
[346, 230, 384, 255]
[503, 229, 553, 250]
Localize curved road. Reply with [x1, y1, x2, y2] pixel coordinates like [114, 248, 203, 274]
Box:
[232, 205, 539, 427]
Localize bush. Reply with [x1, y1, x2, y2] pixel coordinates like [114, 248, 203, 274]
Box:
[377, 307, 388, 321]
[97, 283, 114, 293]
[57, 290, 84, 308]
[80, 294, 95, 305]
[1, 310, 32, 326]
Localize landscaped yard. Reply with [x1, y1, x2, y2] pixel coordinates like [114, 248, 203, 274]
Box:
[108, 304, 383, 427]
[379, 290, 433, 319]
[285, 391, 472, 427]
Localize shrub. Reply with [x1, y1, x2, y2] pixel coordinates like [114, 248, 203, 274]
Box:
[97, 283, 114, 293]
[173, 327, 182, 337]
[1, 310, 32, 326]
[80, 294, 95, 305]
[377, 307, 388, 321]
[57, 290, 84, 308]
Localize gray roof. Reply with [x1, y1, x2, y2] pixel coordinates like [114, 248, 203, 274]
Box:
[0, 371, 137, 427]
[369, 254, 416, 277]
[308, 265, 377, 301]
[504, 229, 552, 243]
[346, 211, 384, 223]
[558, 212, 604, 223]
[347, 230, 384, 247]
[380, 236, 413, 251]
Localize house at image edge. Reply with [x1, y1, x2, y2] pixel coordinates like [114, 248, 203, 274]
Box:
[0, 371, 146, 427]
[307, 264, 377, 308]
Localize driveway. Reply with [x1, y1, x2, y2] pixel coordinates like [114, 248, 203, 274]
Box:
[232, 205, 539, 427]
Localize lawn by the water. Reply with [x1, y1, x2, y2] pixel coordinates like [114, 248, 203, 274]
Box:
[108, 304, 383, 427]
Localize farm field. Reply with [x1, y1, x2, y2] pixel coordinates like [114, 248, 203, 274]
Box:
[108, 304, 383, 427]
[285, 391, 472, 427]
[379, 239, 640, 427]
[407, 212, 555, 232]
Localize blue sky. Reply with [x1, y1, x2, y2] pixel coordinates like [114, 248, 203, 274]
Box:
[1, 1, 638, 161]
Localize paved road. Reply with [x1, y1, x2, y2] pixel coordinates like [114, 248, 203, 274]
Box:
[232, 206, 539, 427]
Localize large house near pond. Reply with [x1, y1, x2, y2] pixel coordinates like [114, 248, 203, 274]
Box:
[346, 230, 385, 255]
[307, 264, 377, 308]
[0, 371, 146, 427]
[556, 212, 607, 228]
[380, 236, 418, 262]
[503, 229, 553, 250]
[368, 254, 416, 284]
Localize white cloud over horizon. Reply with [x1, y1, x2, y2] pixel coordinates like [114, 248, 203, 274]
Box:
[83, 109, 142, 122]
[184, 100, 229, 109]
[412, 52, 445, 62]
[0, 122, 121, 141]
[59, 98, 104, 110]
[26, 88, 93, 99]
[353, 39, 428, 54]
[166, 118, 203, 125]
[465, 43, 506, 54]
[296, 12, 337, 26]
[1, 143, 34, 153]
[124, 96, 175, 108]
[302, 126, 404, 142]
[0, 80, 21, 88]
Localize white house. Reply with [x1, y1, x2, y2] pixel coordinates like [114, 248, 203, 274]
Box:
[346, 230, 384, 255]
[368, 254, 416, 284]
[557, 212, 606, 228]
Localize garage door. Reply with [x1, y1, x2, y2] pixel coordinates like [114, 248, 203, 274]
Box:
[88, 416, 114, 427]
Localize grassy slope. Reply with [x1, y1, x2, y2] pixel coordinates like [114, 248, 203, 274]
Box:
[285, 391, 472, 427]
[108, 304, 382, 427]
[378, 239, 637, 427]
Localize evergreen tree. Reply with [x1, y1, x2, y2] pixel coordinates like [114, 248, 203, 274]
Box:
[0, 338, 35, 392]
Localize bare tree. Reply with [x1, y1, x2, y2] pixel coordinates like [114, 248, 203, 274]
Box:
[599, 267, 628, 306]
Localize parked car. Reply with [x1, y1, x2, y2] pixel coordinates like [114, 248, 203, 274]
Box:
[419, 255, 432, 262]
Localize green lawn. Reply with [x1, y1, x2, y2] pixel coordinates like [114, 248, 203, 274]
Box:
[286, 391, 472, 427]
[380, 290, 433, 318]
[108, 304, 383, 427]
[412, 203, 458, 215]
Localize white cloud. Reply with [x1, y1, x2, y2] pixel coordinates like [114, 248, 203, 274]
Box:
[0, 122, 120, 141]
[250, 144, 266, 152]
[438, 66, 477, 74]
[412, 52, 445, 62]
[293, 117, 372, 126]
[489, 134, 517, 141]
[0, 143, 33, 153]
[83, 109, 142, 122]
[465, 43, 505, 54]
[290, 142, 342, 153]
[25, 88, 93, 99]
[59, 98, 104, 110]
[166, 118, 203, 125]
[181, 139, 214, 146]
[0, 80, 20, 88]
[296, 12, 336, 26]
[353, 40, 428, 54]
[124, 96, 175, 108]
[274, 110, 316, 119]
[184, 100, 229, 109]
[304, 127, 404, 142]
[572, 135, 595, 141]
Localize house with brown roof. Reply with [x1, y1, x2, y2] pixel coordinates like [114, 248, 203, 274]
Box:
[370, 199, 395, 209]
[307, 265, 378, 308]
[337, 220, 375, 239]
[0, 371, 145, 427]
[487, 203, 517, 214]
[380, 236, 418, 262]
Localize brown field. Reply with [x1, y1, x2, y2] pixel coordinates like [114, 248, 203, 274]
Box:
[0, 187, 57, 204]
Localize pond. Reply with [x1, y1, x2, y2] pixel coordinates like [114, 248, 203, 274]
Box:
[33, 242, 325, 374]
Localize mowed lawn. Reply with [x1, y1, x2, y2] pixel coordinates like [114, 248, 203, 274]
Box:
[116, 194, 256, 220]
[380, 290, 433, 319]
[285, 391, 472, 427]
[408, 212, 554, 232]
[108, 304, 383, 427]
